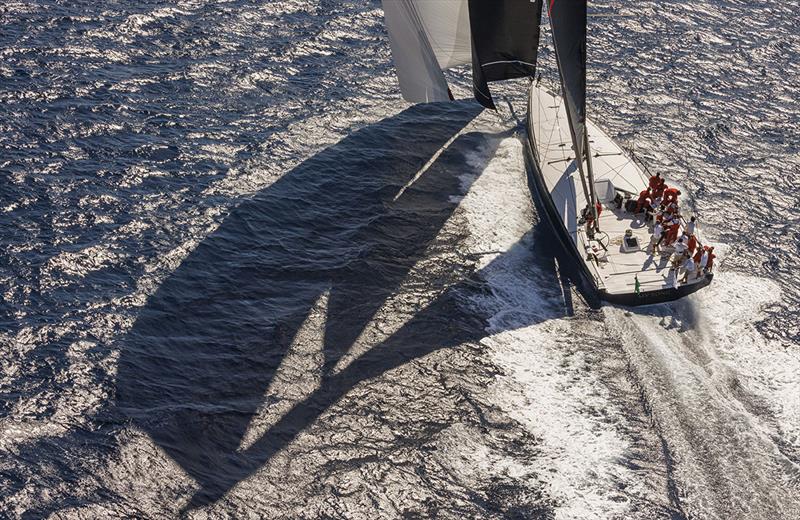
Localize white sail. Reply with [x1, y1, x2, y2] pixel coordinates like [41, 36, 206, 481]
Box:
[381, 0, 472, 103]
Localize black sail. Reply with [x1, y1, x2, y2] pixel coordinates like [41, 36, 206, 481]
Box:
[548, 0, 587, 160]
[468, 0, 543, 110]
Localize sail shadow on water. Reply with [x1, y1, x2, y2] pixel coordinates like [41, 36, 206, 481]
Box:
[116, 104, 569, 510]
[117, 103, 482, 504]
[184, 229, 568, 512]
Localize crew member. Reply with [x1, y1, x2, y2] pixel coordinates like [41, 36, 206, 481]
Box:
[670, 250, 683, 276]
[635, 189, 651, 213]
[687, 234, 698, 256]
[680, 255, 696, 284]
[663, 187, 681, 205]
[650, 221, 664, 254]
[705, 246, 716, 273]
[652, 178, 666, 199]
[672, 236, 688, 259]
[686, 216, 697, 236]
[584, 203, 600, 234]
[649, 172, 662, 190]
[697, 246, 710, 277]
[693, 247, 704, 277]
[665, 219, 681, 245]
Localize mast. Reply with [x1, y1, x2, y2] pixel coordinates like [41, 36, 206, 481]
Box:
[584, 127, 599, 230]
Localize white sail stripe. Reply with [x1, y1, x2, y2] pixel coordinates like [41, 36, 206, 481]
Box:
[481, 59, 538, 68]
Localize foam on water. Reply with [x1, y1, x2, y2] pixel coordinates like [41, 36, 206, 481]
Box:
[604, 274, 800, 519]
[458, 132, 675, 518]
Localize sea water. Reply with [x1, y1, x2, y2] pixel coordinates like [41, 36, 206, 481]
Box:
[1, 1, 799, 518]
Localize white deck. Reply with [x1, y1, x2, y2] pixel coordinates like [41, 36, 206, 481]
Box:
[528, 83, 706, 296]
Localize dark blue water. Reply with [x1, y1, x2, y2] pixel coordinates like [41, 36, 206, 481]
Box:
[2, 1, 799, 518]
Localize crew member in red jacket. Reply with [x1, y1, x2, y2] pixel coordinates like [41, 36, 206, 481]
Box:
[663, 187, 681, 205]
[687, 234, 698, 256]
[665, 221, 681, 245]
[652, 178, 667, 199]
[693, 247, 704, 266]
[705, 246, 716, 273]
[635, 189, 651, 213]
[649, 172, 662, 190]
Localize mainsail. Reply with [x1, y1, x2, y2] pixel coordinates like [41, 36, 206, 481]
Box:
[547, 0, 588, 162]
[382, 0, 542, 107]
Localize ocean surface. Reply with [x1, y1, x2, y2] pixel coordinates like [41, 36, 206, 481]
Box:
[2, 1, 799, 518]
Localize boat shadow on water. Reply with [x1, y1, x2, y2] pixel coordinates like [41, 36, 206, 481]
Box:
[115, 102, 572, 512]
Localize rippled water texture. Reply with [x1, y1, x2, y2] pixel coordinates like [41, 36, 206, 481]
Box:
[1, 1, 799, 518]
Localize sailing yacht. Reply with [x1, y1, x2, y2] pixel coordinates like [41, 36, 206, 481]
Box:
[382, 0, 713, 306]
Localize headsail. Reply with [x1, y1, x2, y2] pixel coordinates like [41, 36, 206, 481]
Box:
[468, 0, 543, 109]
[382, 0, 542, 107]
[547, 0, 588, 160]
[381, 0, 472, 103]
